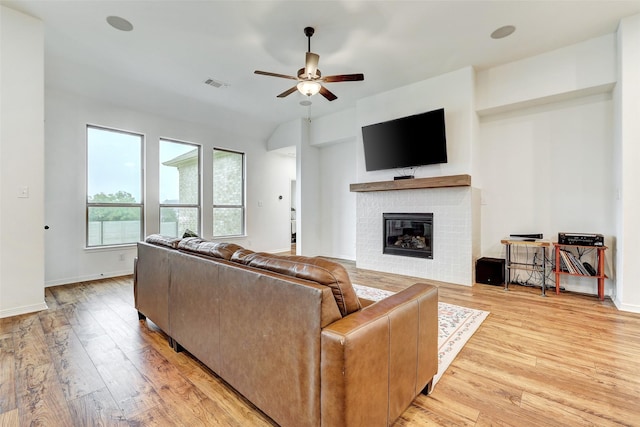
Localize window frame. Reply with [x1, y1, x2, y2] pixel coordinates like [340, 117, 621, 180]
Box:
[159, 138, 202, 238]
[85, 124, 144, 248]
[212, 147, 246, 238]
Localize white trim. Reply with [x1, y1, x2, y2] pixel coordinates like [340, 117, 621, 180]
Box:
[613, 297, 640, 313]
[44, 270, 133, 288]
[267, 247, 295, 254]
[0, 302, 49, 319]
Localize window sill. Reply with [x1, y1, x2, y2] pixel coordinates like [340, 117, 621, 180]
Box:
[84, 243, 137, 252]
[207, 234, 249, 244]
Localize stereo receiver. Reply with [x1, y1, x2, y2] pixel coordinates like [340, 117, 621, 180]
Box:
[558, 232, 604, 246]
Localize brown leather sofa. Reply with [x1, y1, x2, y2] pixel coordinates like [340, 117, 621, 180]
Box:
[134, 235, 438, 427]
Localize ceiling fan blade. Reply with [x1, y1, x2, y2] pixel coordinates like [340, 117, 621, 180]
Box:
[277, 86, 298, 98]
[319, 85, 337, 101]
[305, 52, 320, 78]
[322, 73, 364, 83]
[254, 70, 298, 80]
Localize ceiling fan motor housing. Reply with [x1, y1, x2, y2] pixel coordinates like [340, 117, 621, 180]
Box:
[298, 67, 321, 80]
[304, 27, 315, 39]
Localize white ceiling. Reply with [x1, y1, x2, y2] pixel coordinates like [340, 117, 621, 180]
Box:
[3, 0, 640, 140]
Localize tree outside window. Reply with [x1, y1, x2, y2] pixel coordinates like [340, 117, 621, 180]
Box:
[86, 126, 143, 247]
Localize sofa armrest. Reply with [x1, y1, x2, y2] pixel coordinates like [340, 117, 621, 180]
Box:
[135, 242, 172, 333]
[320, 283, 438, 427]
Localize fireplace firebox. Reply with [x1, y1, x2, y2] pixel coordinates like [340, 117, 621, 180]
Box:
[383, 213, 433, 259]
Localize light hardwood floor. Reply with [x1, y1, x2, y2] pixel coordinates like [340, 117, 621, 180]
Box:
[1, 259, 639, 426]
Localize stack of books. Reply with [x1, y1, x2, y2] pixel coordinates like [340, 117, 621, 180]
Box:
[558, 249, 593, 276]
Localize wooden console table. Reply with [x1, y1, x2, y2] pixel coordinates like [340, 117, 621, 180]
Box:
[501, 239, 552, 296]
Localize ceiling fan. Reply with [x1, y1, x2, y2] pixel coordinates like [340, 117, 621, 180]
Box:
[254, 27, 364, 101]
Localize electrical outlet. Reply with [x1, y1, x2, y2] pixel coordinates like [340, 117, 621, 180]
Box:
[119, 254, 125, 262]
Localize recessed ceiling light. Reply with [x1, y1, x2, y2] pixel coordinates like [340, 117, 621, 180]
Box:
[300, 100, 312, 107]
[106, 16, 134, 32]
[491, 25, 516, 39]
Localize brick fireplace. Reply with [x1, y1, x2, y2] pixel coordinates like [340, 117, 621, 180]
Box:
[350, 175, 475, 286]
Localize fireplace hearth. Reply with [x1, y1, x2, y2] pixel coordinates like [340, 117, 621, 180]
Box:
[383, 213, 433, 259]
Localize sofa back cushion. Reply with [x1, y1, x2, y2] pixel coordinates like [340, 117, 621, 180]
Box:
[241, 253, 361, 316]
[145, 234, 181, 249]
[177, 237, 243, 261]
[230, 248, 258, 264]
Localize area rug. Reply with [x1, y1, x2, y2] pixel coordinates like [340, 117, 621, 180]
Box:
[353, 283, 489, 387]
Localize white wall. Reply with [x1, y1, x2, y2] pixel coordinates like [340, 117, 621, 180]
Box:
[267, 114, 356, 259]
[296, 119, 324, 256]
[312, 108, 358, 260]
[614, 14, 640, 312]
[267, 118, 324, 256]
[0, 7, 46, 318]
[310, 108, 357, 146]
[475, 32, 618, 297]
[476, 34, 616, 115]
[478, 94, 615, 294]
[356, 67, 476, 183]
[44, 89, 292, 286]
[267, 119, 303, 151]
[319, 140, 357, 260]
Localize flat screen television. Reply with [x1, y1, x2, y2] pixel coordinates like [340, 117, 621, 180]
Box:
[361, 108, 447, 172]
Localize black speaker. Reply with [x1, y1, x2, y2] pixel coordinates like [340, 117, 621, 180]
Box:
[476, 257, 505, 285]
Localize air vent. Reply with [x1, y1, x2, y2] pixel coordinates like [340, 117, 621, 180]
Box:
[204, 78, 229, 88]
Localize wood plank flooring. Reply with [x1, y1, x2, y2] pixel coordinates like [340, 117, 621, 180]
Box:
[1, 259, 640, 426]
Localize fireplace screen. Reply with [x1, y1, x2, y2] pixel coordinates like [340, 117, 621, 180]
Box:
[383, 213, 433, 259]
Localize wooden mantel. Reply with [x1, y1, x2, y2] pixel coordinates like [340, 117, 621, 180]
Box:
[349, 174, 471, 192]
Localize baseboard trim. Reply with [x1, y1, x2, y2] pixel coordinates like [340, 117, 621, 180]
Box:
[268, 247, 295, 254]
[0, 302, 49, 319]
[613, 297, 640, 313]
[45, 269, 133, 288]
[334, 253, 356, 261]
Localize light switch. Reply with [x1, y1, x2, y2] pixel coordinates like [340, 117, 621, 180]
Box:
[18, 186, 29, 198]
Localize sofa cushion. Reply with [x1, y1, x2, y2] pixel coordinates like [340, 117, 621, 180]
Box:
[230, 248, 257, 264]
[145, 234, 181, 249]
[177, 236, 206, 251]
[243, 253, 361, 316]
[198, 242, 243, 260]
[178, 237, 243, 261]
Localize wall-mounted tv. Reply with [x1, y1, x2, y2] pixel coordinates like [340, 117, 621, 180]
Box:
[361, 108, 447, 172]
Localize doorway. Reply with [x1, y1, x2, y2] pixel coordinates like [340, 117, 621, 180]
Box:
[290, 179, 296, 254]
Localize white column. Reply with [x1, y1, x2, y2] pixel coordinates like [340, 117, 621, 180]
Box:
[0, 6, 46, 317]
[614, 14, 640, 312]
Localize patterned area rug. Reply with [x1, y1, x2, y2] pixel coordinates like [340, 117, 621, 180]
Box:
[353, 284, 489, 388]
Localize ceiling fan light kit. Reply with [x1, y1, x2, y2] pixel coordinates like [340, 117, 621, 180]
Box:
[255, 26, 364, 101]
[297, 80, 322, 96]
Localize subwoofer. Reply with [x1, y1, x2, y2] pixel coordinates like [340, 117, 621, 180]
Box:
[476, 257, 505, 285]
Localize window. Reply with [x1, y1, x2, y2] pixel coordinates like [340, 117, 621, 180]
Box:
[160, 139, 201, 237]
[86, 126, 143, 247]
[213, 148, 245, 237]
